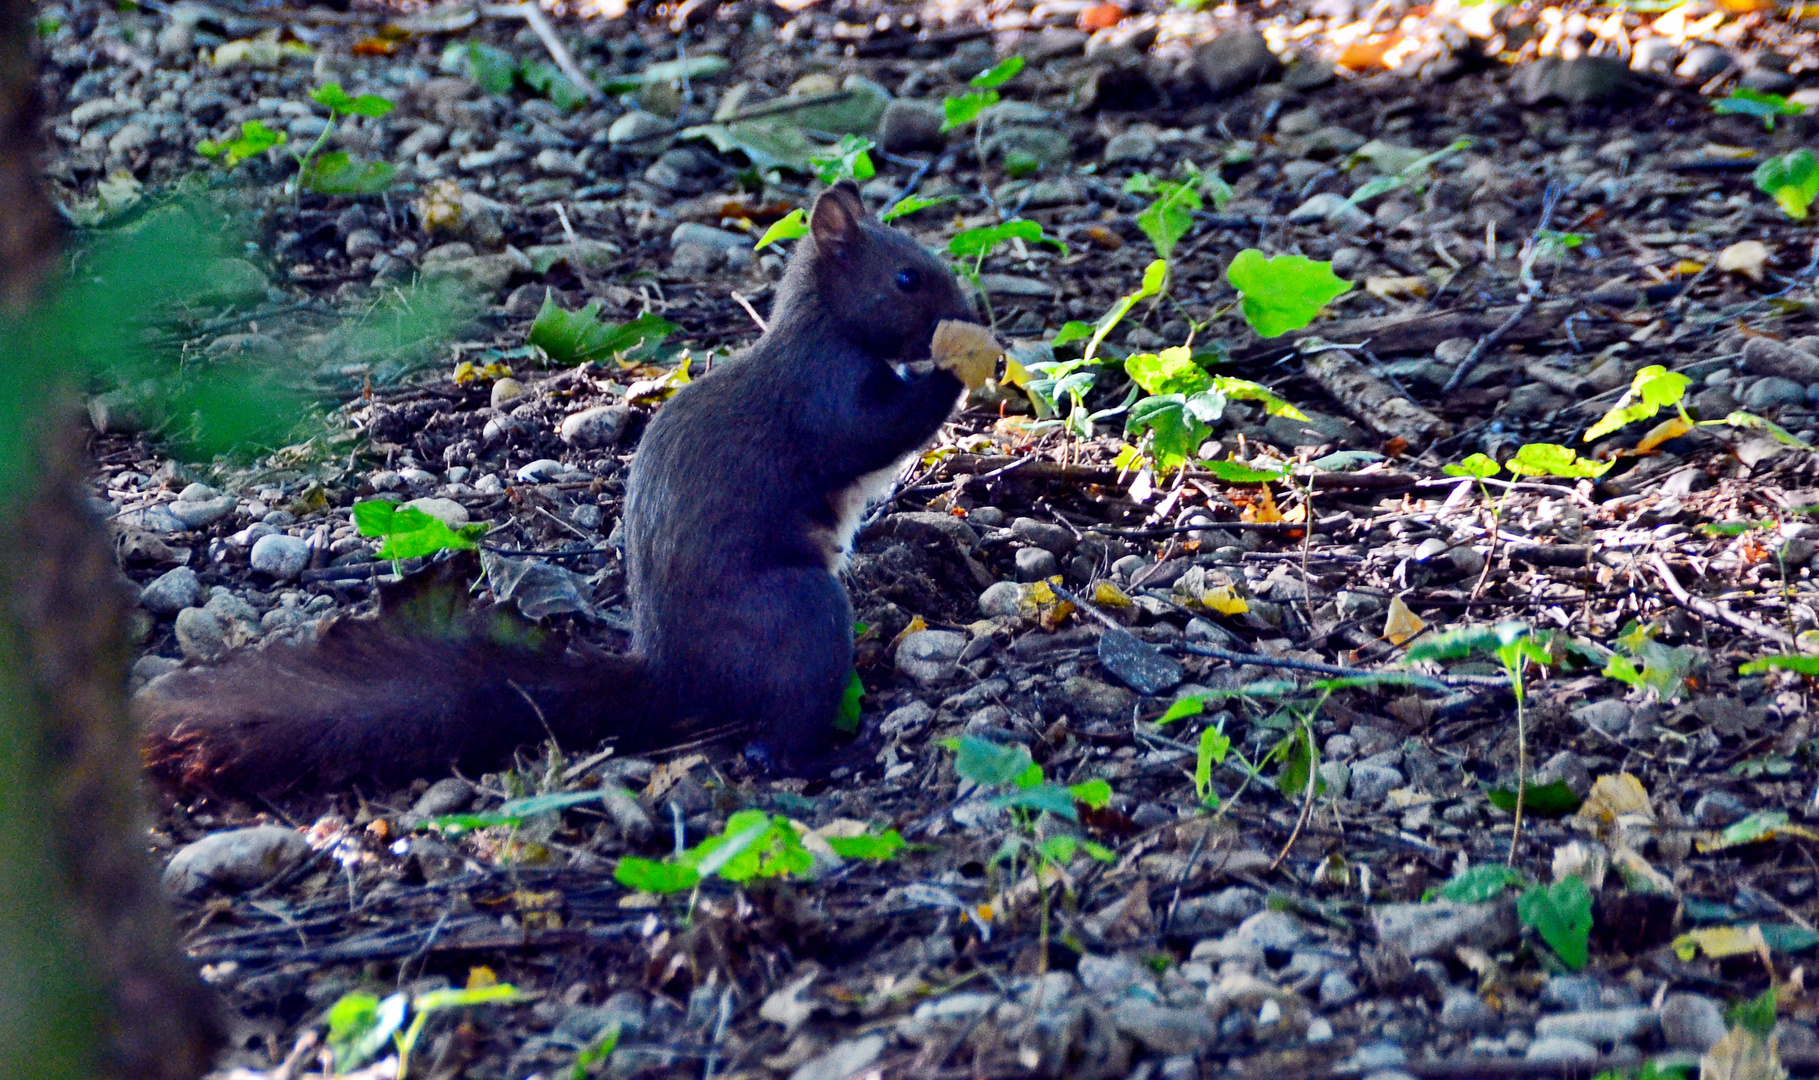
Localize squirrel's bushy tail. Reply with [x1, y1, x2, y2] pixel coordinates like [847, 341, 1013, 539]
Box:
[137, 607, 649, 798]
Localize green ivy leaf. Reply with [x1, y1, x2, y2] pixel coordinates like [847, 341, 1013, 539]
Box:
[879, 193, 956, 223]
[1202, 459, 1286, 483]
[1713, 88, 1803, 130]
[519, 61, 590, 112]
[1487, 780, 1582, 817]
[352, 500, 480, 559]
[1209, 376, 1308, 420]
[327, 992, 408, 1073]
[1195, 725, 1230, 806]
[809, 134, 876, 185]
[1068, 778, 1113, 809]
[1125, 171, 1203, 260]
[834, 668, 863, 732]
[970, 56, 1025, 89]
[1158, 696, 1206, 724]
[1126, 346, 1213, 396]
[754, 208, 808, 251]
[613, 856, 700, 894]
[1740, 653, 1819, 676]
[992, 782, 1080, 820]
[1505, 442, 1612, 479]
[1755, 149, 1819, 220]
[948, 219, 1066, 260]
[824, 829, 904, 860]
[1437, 864, 1526, 903]
[529, 299, 676, 365]
[941, 89, 998, 133]
[1517, 877, 1593, 970]
[1127, 395, 1208, 472]
[1584, 365, 1691, 441]
[945, 735, 1035, 787]
[311, 82, 394, 118]
[300, 151, 396, 195]
[451, 40, 519, 96]
[1443, 452, 1501, 479]
[1225, 250, 1353, 338]
[196, 119, 287, 166]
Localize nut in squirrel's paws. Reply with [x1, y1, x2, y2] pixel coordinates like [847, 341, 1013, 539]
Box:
[930, 320, 1004, 391]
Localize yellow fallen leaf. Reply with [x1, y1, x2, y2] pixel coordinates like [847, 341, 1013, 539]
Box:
[1702, 1023, 1787, 1080]
[1365, 274, 1430, 301]
[1673, 923, 1771, 962]
[1024, 578, 1075, 629]
[415, 178, 465, 233]
[1203, 585, 1250, 616]
[1636, 416, 1693, 453]
[1572, 773, 1654, 841]
[1673, 259, 1706, 277]
[930, 320, 1004, 391]
[1383, 595, 1425, 646]
[889, 615, 928, 649]
[466, 965, 499, 989]
[1719, 240, 1772, 282]
[1092, 581, 1134, 608]
[1242, 485, 1284, 524]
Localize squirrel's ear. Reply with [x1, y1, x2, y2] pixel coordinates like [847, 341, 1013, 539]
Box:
[810, 183, 864, 256]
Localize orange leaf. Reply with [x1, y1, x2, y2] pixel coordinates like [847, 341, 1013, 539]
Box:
[352, 37, 399, 55]
[1635, 416, 1692, 454]
[1078, 3, 1125, 30]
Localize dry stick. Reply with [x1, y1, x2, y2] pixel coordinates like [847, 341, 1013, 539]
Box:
[615, 89, 856, 145]
[729, 290, 766, 333]
[1647, 553, 1813, 653]
[479, 2, 601, 103]
[1170, 641, 1509, 688]
[1439, 295, 1535, 394]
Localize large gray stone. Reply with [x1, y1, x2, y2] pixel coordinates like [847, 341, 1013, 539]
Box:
[1660, 993, 1726, 1052]
[140, 566, 204, 617]
[896, 630, 967, 685]
[1195, 29, 1281, 96]
[163, 826, 311, 897]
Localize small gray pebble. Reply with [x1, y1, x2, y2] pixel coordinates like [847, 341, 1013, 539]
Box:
[1015, 547, 1060, 581]
[140, 566, 204, 617]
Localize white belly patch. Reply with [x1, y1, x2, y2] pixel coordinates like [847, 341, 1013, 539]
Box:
[823, 459, 908, 573]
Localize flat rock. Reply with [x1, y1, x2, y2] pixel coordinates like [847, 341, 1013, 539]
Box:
[403, 497, 470, 529]
[162, 826, 311, 897]
[1371, 900, 1516, 958]
[1534, 1007, 1655, 1046]
[1513, 56, 1630, 105]
[1097, 626, 1183, 695]
[1660, 993, 1726, 1051]
[897, 630, 967, 685]
[1061, 675, 1136, 719]
[788, 1034, 884, 1080]
[1110, 999, 1219, 1054]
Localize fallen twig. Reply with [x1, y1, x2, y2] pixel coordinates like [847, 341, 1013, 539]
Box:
[1647, 553, 1814, 653]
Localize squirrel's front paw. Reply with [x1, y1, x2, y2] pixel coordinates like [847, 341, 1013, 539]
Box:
[930, 320, 1004, 391]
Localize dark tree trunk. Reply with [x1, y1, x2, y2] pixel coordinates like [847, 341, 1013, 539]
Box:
[0, 0, 224, 1075]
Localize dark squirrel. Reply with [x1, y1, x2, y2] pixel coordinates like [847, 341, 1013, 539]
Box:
[138, 182, 982, 796]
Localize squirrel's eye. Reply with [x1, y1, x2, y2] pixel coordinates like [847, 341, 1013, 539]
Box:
[895, 268, 921, 292]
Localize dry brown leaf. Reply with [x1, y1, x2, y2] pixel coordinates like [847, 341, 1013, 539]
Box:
[1365, 274, 1430, 301]
[1571, 772, 1654, 843]
[1702, 1025, 1787, 1080]
[1383, 595, 1425, 646]
[1719, 240, 1772, 282]
[1636, 416, 1693, 453]
[930, 320, 1004, 391]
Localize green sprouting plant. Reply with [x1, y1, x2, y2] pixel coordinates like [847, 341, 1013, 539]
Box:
[1225, 250, 1353, 338]
[1756, 149, 1819, 220]
[1740, 653, 1819, 676]
[445, 40, 591, 111]
[941, 55, 1023, 133]
[570, 1025, 621, 1080]
[1124, 163, 1231, 261]
[207, 83, 400, 196]
[944, 735, 1114, 961]
[196, 119, 288, 166]
[1405, 622, 1552, 862]
[327, 983, 530, 1078]
[613, 810, 903, 895]
[1584, 363, 1814, 449]
[1503, 442, 1611, 480]
[352, 500, 484, 560]
[426, 788, 622, 836]
[947, 218, 1066, 327]
[1021, 260, 1164, 436]
[809, 134, 876, 185]
[1346, 138, 1471, 205]
[1714, 88, 1804, 131]
[1601, 621, 1696, 701]
[1517, 875, 1593, 971]
[1122, 346, 1308, 473]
